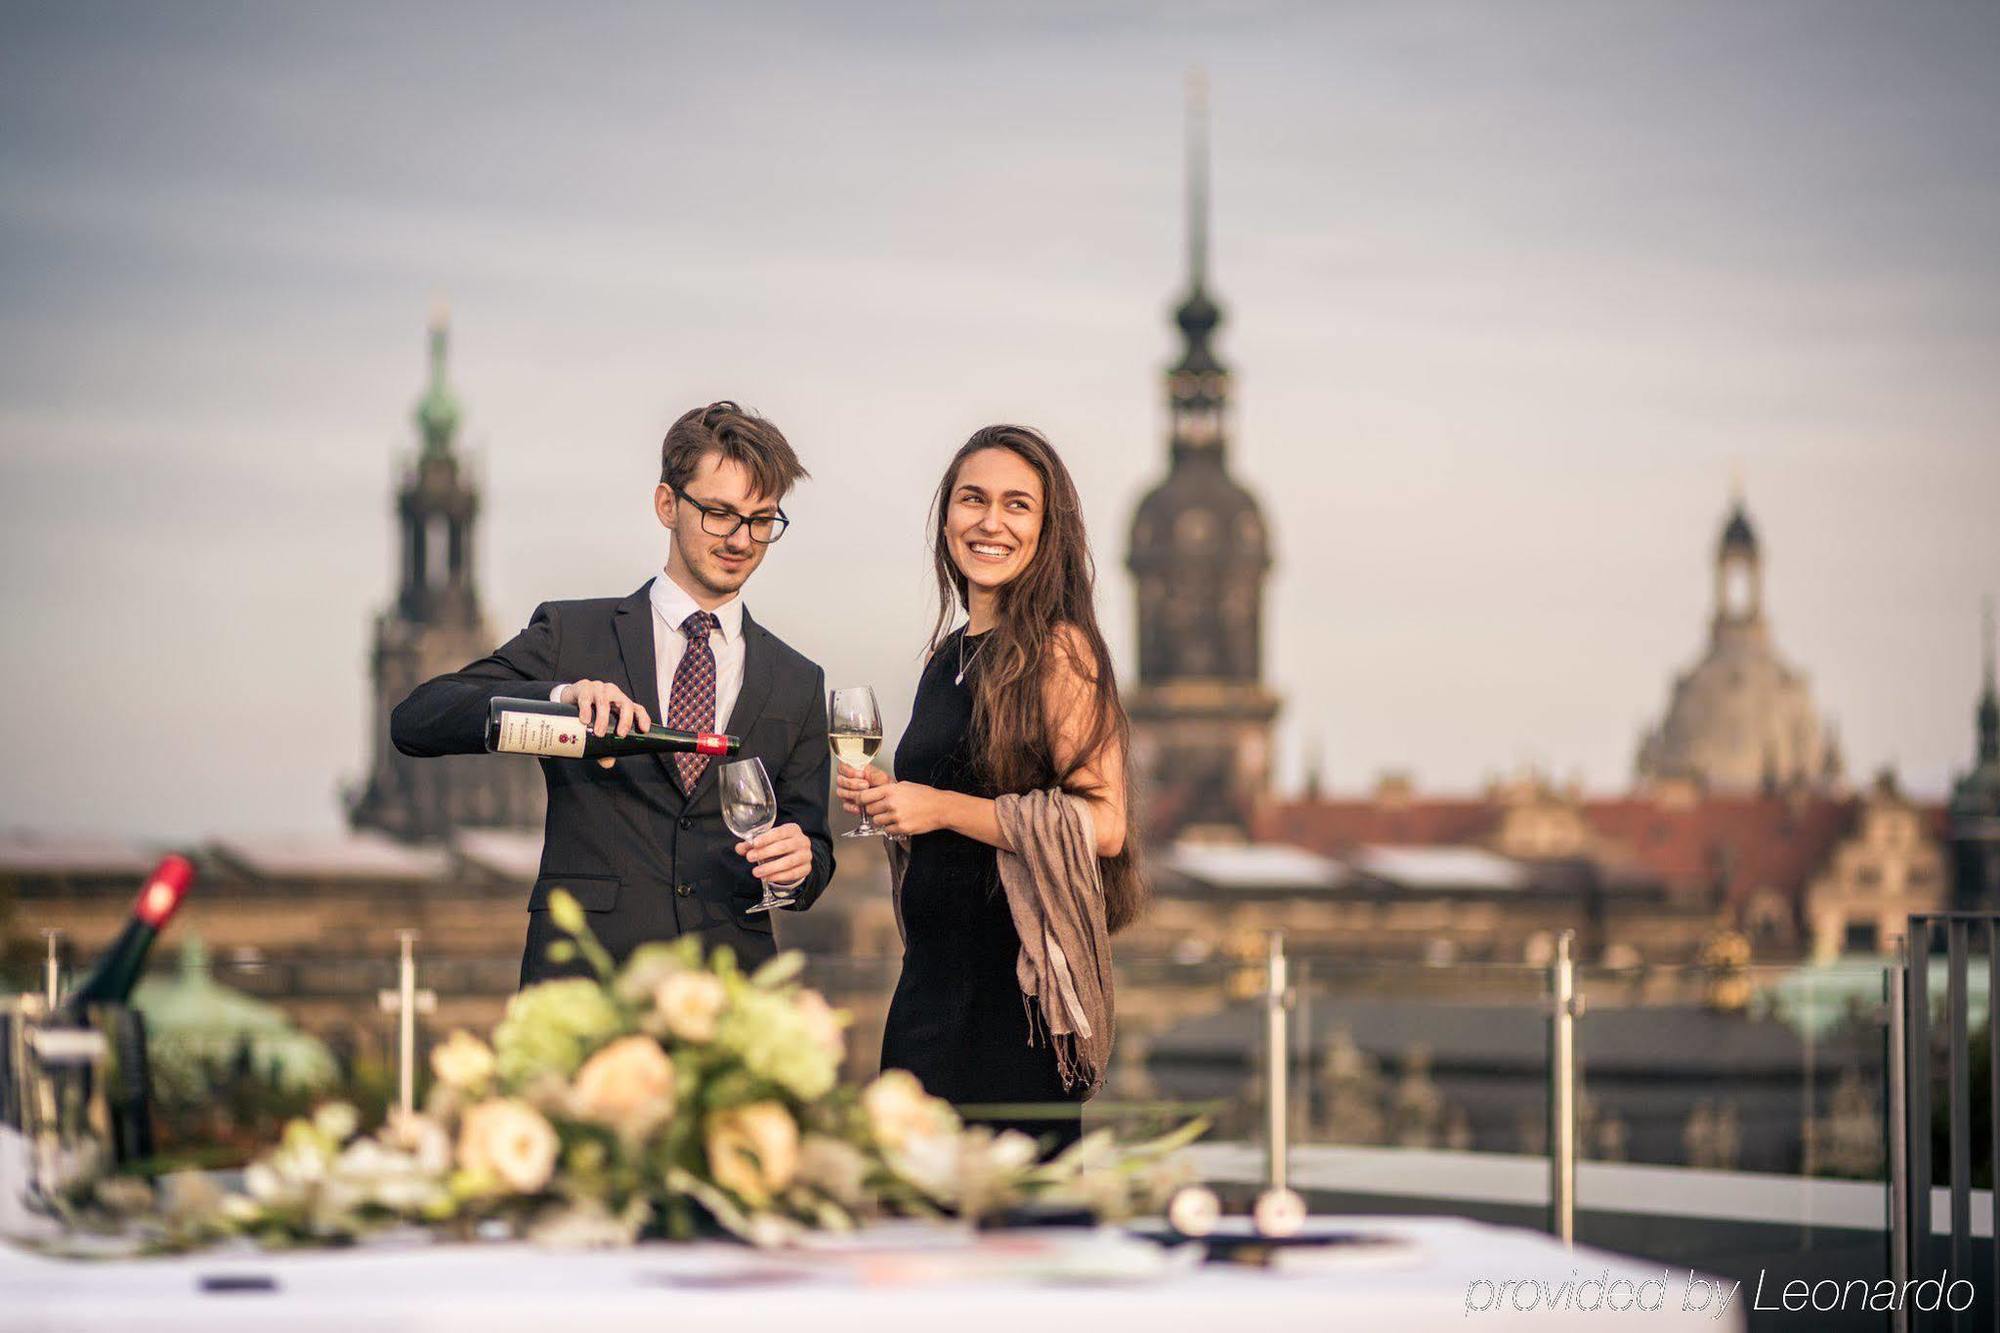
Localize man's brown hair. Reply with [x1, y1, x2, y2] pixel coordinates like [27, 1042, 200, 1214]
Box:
[660, 401, 808, 502]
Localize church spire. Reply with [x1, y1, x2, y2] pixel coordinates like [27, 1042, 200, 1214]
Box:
[1126, 71, 1279, 841]
[1185, 68, 1210, 297]
[1168, 70, 1227, 456]
[416, 301, 462, 460]
[1979, 595, 1998, 764]
[1172, 71, 1222, 371]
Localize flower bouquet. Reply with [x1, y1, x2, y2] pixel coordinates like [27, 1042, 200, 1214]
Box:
[113, 891, 1199, 1250]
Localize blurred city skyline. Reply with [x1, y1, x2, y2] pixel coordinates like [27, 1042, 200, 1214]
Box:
[2, 1, 1996, 839]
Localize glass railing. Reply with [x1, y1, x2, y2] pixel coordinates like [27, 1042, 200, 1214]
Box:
[1290, 956, 1555, 1158]
[1572, 959, 1894, 1180]
[31, 941, 1924, 1222]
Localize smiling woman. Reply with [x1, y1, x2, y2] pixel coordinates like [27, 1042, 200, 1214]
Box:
[835, 423, 1144, 1155]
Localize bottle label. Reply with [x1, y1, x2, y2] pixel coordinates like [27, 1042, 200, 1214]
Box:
[496, 710, 587, 758]
[697, 733, 729, 756]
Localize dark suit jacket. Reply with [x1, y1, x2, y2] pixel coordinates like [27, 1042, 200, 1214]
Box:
[389, 581, 835, 986]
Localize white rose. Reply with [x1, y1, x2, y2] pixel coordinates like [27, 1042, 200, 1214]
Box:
[796, 1133, 870, 1208]
[705, 1101, 799, 1207]
[527, 1199, 647, 1249]
[312, 1102, 360, 1144]
[570, 1035, 677, 1131]
[861, 1070, 958, 1151]
[243, 1161, 285, 1205]
[792, 990, 846, 1059]
[431, 1031, 496, 1091]
[383, 1109, 454, 1176]
[655, 972, 727, 1044]
[887, 1129, 962, 1203]
[457, 1098, 559, 1194]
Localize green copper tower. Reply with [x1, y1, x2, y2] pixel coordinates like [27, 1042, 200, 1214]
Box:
[350, 307, 543, 841]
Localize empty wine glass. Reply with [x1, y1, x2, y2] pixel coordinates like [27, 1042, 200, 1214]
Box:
[720, 757, 788, 914]
[829, 686, 885, 838]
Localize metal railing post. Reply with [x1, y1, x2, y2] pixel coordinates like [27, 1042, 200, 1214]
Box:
[38, 930, 63, 1008]
[1898, 911, 2000, 1330]
[1549, 929, 1578, 1245]
[1946, 921, 1971, 1332]
[1264, 931, 1292, 1193]
[377, 930, 436, 1119]
[1987, 920, 1999, 1327]
[1908, 918, 1933, 1287]
[1886, 946, 1910, 1333]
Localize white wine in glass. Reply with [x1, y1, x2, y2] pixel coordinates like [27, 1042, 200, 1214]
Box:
[720, 757, 789, 914]
[829, 686, 885, 838]
[829, 731, 882, 769]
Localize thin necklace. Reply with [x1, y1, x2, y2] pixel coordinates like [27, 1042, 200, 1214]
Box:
[956, 627, 985, 686]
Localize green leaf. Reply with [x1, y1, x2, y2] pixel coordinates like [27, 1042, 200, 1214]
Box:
[749, 951, 805, 990]
[546, 941, 578, 964]
[547, 889, 587, 937]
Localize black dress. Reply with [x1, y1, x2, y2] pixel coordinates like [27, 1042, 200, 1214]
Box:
[879, 628, 1085, 1153]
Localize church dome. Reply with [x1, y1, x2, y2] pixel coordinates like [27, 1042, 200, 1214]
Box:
[1128, 454, 1270, 576]
[1637, 495, 1840, 793]
[1637, 628, 1838, 792]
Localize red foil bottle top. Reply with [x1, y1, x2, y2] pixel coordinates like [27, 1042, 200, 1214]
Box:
[696, 733, 729, 756]
[134, 854, 196, 927]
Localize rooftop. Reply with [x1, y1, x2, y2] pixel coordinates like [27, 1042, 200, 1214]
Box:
[1353, 844, 1529, 892]
[1163, 841, 1347, 891]
[0, 830, 164, 877]
[209, 831, 455, 882]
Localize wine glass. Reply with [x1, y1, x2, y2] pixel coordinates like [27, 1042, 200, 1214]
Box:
[829, 687, 885, 838]
[720, 758, 788, 914]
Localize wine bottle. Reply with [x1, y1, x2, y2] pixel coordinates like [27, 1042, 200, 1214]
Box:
[59, 854, 195, 1015]
[485, 696, 741, 761]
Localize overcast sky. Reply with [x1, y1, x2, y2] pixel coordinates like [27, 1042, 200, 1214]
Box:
[2, 1, 1996, 841]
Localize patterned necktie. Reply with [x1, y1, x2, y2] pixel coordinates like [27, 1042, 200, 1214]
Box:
[666, 610, 719, 793]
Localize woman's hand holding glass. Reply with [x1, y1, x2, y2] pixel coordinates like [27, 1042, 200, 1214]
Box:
[837, 763, 950, 838]
[834, 762, 889, 816]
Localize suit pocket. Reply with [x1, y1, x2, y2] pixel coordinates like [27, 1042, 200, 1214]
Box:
[528, 874, 621, 913]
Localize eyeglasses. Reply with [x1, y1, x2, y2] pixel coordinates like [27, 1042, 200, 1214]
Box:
[673, 488, 791, 544]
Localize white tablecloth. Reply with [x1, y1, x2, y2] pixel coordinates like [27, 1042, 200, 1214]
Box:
[0, 1216, 1745, 1331]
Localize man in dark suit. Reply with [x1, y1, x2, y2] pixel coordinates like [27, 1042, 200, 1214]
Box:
[391, 401, 834, 985]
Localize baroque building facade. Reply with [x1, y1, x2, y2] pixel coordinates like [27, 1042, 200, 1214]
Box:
[1126, 85, 1279, 843]
[347, 314, 543, 842]
[1802, 771, 1949, 961]
[1635, 495, 1843, 794]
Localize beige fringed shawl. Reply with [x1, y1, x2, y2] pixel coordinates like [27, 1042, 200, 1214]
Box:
[886, 788, 1115, 1096]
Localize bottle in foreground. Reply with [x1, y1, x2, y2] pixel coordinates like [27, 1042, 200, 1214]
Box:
[58, 854, 196, 1016]
[485, 697, 740, 761]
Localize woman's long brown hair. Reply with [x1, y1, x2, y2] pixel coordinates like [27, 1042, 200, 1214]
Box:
[926, 424, 1147, 933]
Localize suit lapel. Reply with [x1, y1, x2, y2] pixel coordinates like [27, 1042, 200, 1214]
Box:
[612, 581, 678, 796]
[688, 608, 778, 807]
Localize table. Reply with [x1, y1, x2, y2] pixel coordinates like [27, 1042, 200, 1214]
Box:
[1, 1216, 1746, 1331]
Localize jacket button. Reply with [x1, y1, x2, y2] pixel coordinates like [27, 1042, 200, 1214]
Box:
[678, 817, 693, 831]
[675, 883, 692, 898]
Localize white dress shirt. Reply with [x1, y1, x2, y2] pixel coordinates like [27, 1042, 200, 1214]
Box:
[551, 572, 746, 727]
[646, 573, 747, 729]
